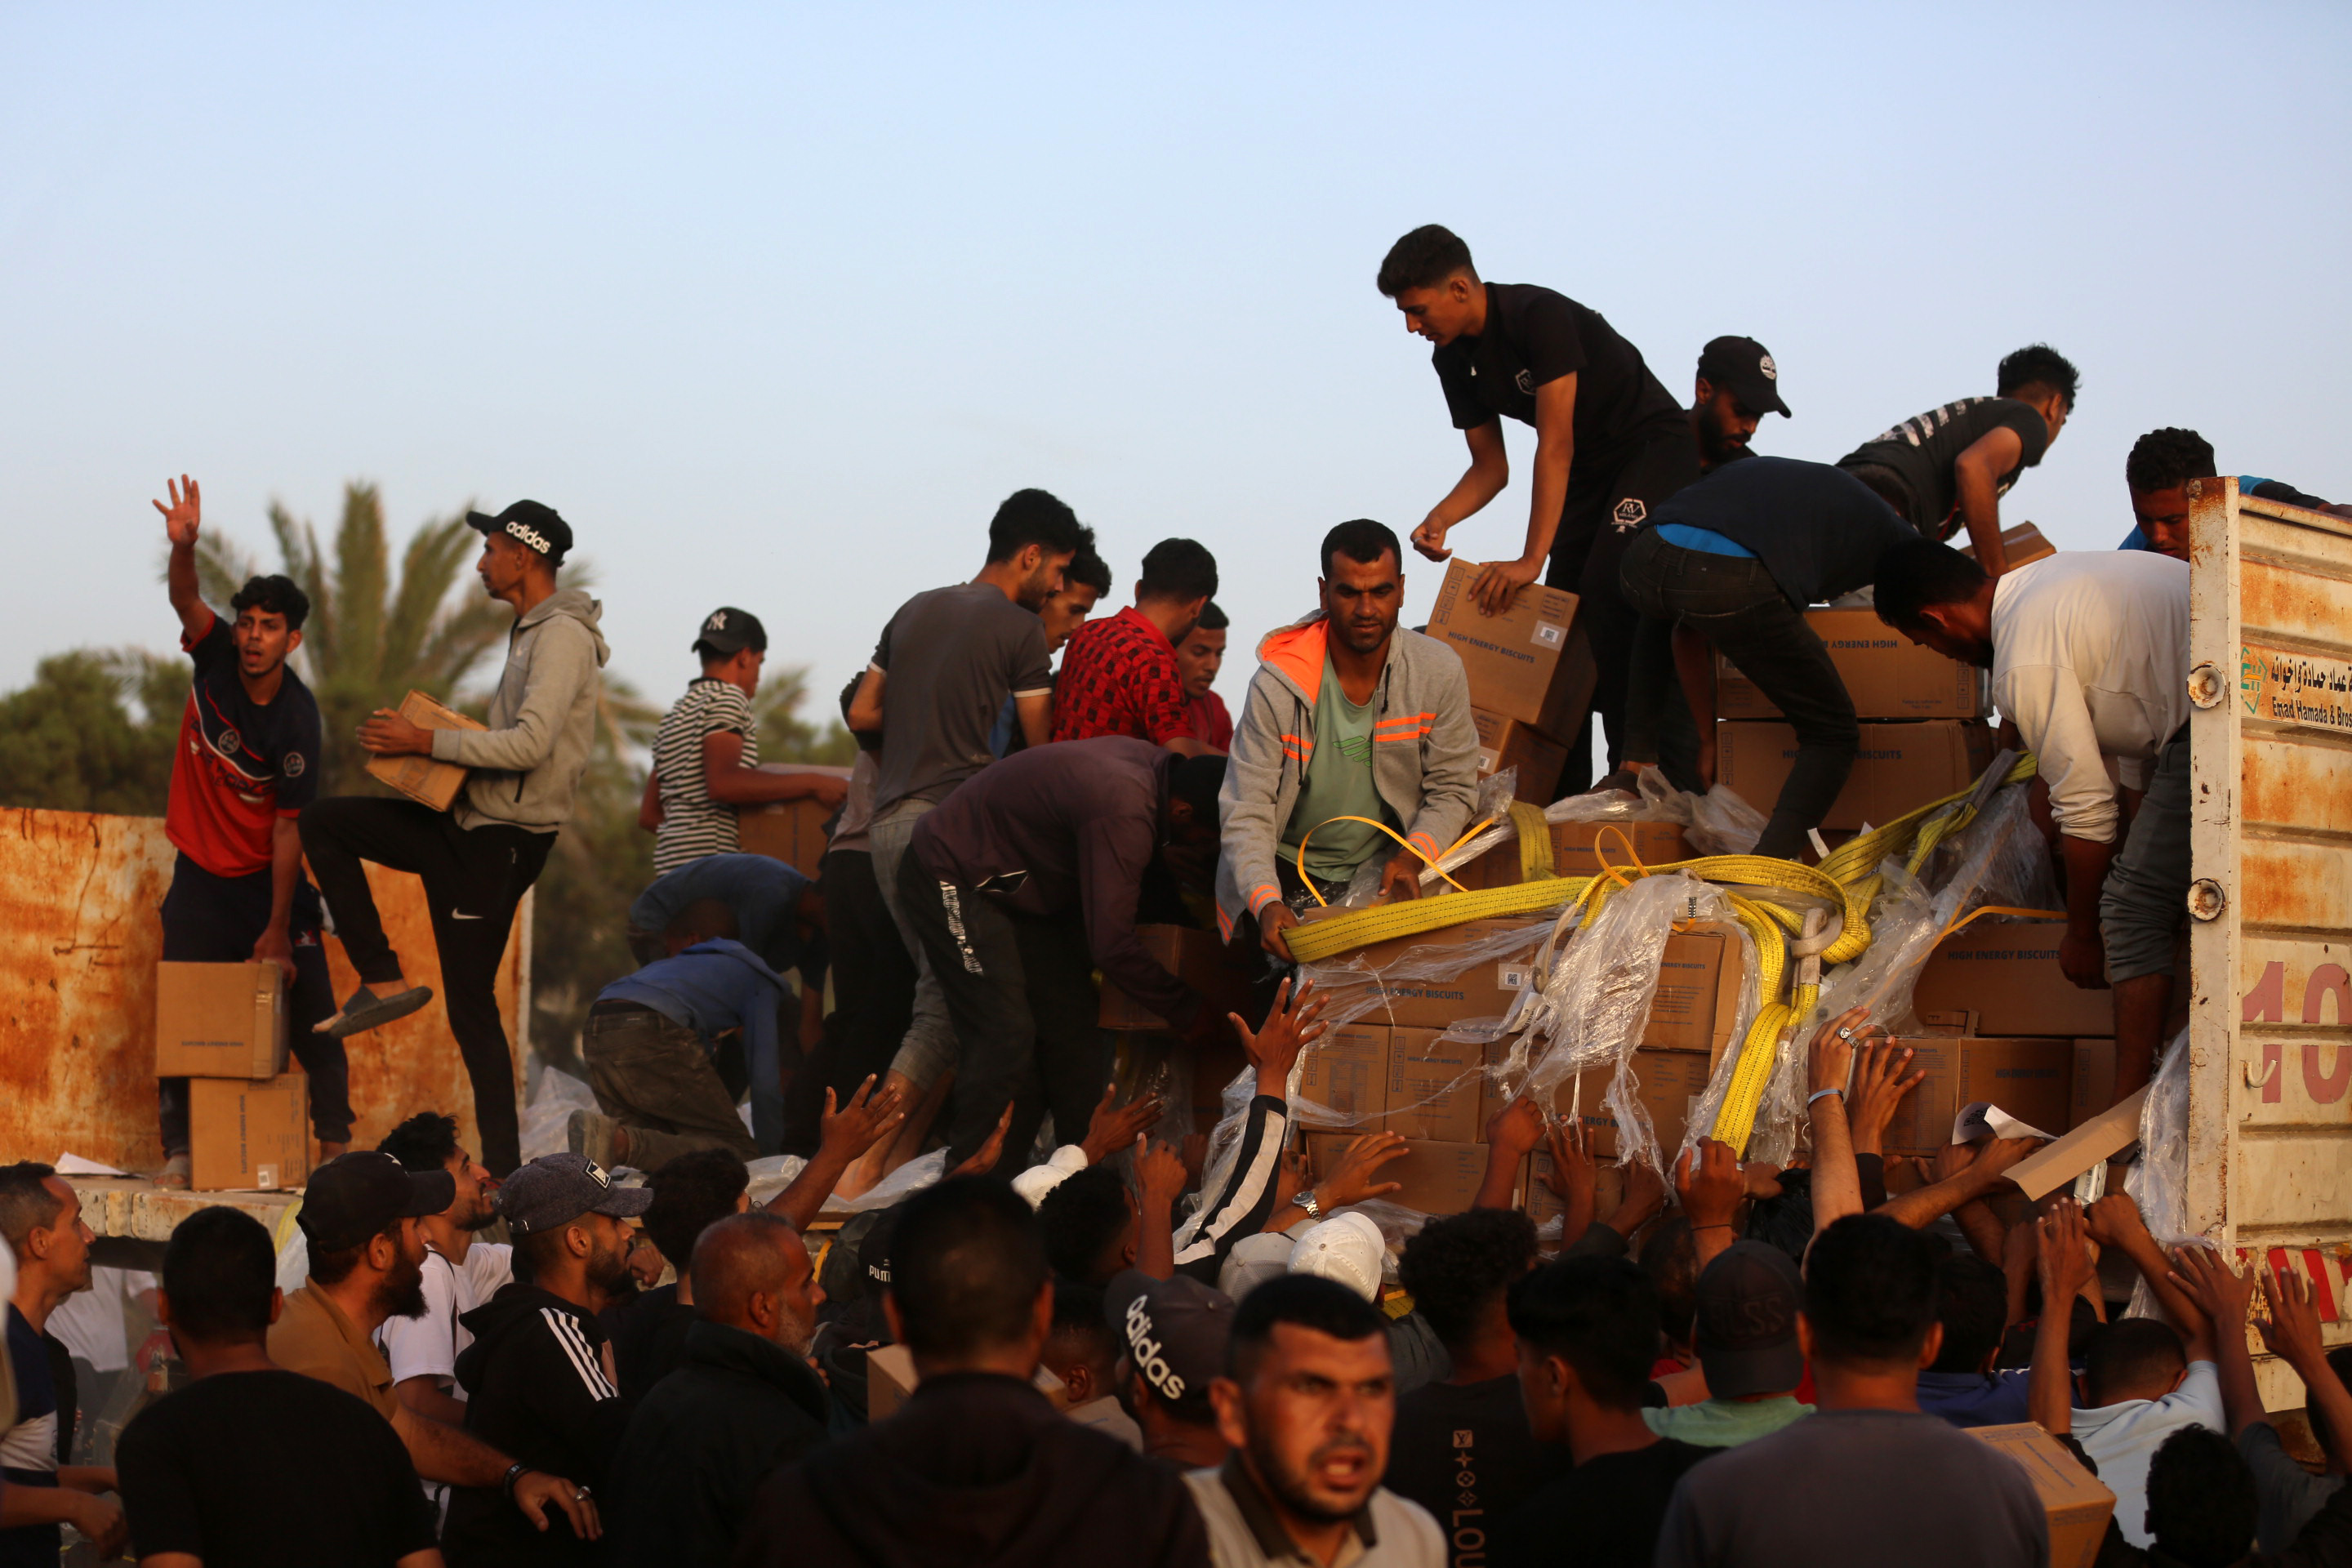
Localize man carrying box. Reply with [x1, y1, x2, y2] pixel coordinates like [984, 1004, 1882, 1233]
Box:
[1836, 344, 2078, 576]
[1874, 540, 2189, 1098]
[1615, 457, 1916, 859]
[1219, 519, 1479, 959]
[301, 499, 609, 1175]
[154, 475, 348, 1187]
[1379, 225, 1694, 783]
[898, 737, 1227, 1171]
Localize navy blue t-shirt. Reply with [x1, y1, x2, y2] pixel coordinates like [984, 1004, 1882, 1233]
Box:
[0, 1310, 64, 1567]
[1650, 456, 1916, 608]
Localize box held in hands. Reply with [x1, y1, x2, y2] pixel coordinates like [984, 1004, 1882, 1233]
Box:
[1426, 561, 1589, 736]
[154, 960, 288, 1080]
[363, 690, 485, 812]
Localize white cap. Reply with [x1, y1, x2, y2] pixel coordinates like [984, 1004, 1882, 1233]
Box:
[1010, 1146, 1091, 1210]
[1287, 1211, 1386, 1302]
[1218, 1231, 1296, 1303]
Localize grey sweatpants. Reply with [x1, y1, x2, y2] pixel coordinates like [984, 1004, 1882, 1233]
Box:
[2100, 724, 2191, 984]
[870, 799, 959, 1089]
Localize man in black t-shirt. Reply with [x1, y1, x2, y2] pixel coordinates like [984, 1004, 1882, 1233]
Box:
[1489, 1254, 1710, 1568]
[1378, 225, 1695, 788]
[1388, 1210, 1566, 1568]
[1837, 343, 2078, 574]
[118, 1205, 440, 1568]
[154, 475, 349, 1185]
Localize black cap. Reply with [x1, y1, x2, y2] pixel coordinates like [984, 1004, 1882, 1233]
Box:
[817, 1203, 905, 1308]
[298, 1152, 456, 1252]
[466, 500, 574, 564]
[1696, 336, 1792, 419]
[1104, 1268, 1234, 1410]
[496, 1153, 653, 1238]
[1691, 1240, 1805, 1397]
[693, 607, 768, 657]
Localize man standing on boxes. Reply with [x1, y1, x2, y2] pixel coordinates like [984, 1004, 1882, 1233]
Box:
[301, 500, 608, 1176]
[1873, 538, 2189, 1098]
[639, 607, 847, 875]
[1219, 519, 1479, 960]
[1378, 223, 1694, 789]
[152, 476, 349, 1188]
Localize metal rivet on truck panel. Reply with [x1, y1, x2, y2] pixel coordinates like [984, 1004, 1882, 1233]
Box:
[2187, 663, 2225, 710]
[2189, 879, 2228, 921]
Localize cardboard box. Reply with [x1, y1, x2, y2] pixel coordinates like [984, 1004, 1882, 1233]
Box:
[363, 690, 486, 811]
[1303, 1133, 1495, 1215]
[2009, 1086, 2150, 1202]
[1302, 915, 1544, 1030]
[2070, 1040, 2118, 1129]
[154, 961, 288, 1080]
[1297, 1024, 1391, 1123]
[1958, 522, 2058, 571]
[1383, 1029, 1487, 1143]
[189, 1070, 311, 1192]
[1099, 924, 1250, 1031]
[737, 769, 853, 878]
[1459, 818, 1693, 890]
[1715, 719, 1994, 832]
[1967, 1423, 2115, 1568]
[1470, 710, 1570, 803]
[1911, 922, 2118, 1037]
[1426, 560, 1589, 735]
[1644, 924, 1744, 1065]
[1875, 1036, 2075, 1156]
[1549, 1049, 1717, 1159]
[1717, 608, 1987, 720]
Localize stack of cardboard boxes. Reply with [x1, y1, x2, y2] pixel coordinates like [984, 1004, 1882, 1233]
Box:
[1423, 559, 1591, 804]
[154, 961, 312, 1192]
[1291, 912, 1747, 1215]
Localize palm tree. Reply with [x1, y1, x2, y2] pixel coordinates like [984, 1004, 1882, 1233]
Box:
[193, 483, 514, 795]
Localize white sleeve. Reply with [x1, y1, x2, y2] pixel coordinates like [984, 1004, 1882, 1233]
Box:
[377, 1254, 461, 1387]
[466, 1243, 515, 1298]
[2001, 663, 2120, 844]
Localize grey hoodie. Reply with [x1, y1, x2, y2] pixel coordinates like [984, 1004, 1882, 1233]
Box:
[429, 587, 609, 832]
[1214, 610, 1479, 940]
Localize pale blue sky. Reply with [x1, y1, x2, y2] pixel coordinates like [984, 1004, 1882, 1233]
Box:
[5, 3, 2347, 737]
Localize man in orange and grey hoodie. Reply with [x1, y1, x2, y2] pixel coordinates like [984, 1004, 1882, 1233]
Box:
[1216, 519, 1480, 960]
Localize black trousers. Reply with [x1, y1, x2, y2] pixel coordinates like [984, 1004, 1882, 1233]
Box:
[158, 854, 350, 1152]
[298, 796, 552, 1174]
[893, 853, 1106, 1172]
[1619, 528, 1858, 860]
[780, 848, 917, 1154]
[1545, 416, 1706, 793]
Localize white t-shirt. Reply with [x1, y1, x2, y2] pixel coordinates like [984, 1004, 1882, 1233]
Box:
[1990, 551, 2190, 845]
[47, 1267, 158, 1374]
[2073, 1359, 2225, 1548]
[376, 1242, 513, 1397]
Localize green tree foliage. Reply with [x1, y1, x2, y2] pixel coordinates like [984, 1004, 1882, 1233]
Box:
[0, 650, 182, 815]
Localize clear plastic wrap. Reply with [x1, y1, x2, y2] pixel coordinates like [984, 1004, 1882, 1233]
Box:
[519, 1062, 600, 1164]
[2124, 1027, 2198, 1319]
[1637, 768, 1768, 859]
[1299, 915, 1569, 1034]
[833, 1147, 948, 1213]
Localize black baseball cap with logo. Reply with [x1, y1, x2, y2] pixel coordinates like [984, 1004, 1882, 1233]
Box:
[496, 1152, 653, 1238]
[1697, 336, 1792, 419]
[466, 500, 574, 565]
[1691, 1240, 1805, 1397]
[694, 607, 768, 657]
[298, 1152, 456, 1253]
[1104, 1269, 1234, 1411]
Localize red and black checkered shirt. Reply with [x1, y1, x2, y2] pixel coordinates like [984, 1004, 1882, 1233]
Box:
[1049, 606, 1195, 746]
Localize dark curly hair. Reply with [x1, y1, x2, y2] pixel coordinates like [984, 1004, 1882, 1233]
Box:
[1996, 343, 2080, 409]
[1398, 1208, 1537, 1352]
[2125, 428, 2219, 495]
[1036, 1165, 1133, 1285]
[2145, 1426, 2257, 1566]
[230, 574, 311, 632]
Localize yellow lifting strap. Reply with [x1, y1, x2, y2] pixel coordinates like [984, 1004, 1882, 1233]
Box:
[1512, 800, 1555, 884]
[1294, 816, 1485, 906]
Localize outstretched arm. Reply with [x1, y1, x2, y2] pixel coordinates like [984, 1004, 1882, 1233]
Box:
[155, 474, 215, 642]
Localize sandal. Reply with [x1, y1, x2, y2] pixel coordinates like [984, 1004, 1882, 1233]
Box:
[154, 1154, 191, 1190]
[314, 983, 434, 1039]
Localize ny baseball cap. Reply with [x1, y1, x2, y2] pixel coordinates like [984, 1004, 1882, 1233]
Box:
[466, 499, 574, 563]
[1692, 1240, 1805, 1397]
[693, 607, 768, 657]
[496, 1152, 652, 1238]
[1105, 1269, 1234, 1410]
[298, 1152, 456, 1253]
[1696, 336, 1792, 419]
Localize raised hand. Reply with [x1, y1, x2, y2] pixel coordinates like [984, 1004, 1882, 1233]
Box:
[818, 1075, 908, 1165]
[948, 1102, 1017, 1178]
[1079, 1081, 1164, 1165]
[1848, 1039, 1924, 1156]
[1316, 1130, 1409, 1209]
[1238, 977, 1330, 1094]
[2037, 1197, 2096, 1307]
[1675, 1137, 1746, 1231]
[1485, 1097, 1548, 1162]
[154, 474, 202, 546]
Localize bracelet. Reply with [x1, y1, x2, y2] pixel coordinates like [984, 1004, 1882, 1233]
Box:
[1808, 1087, 1846, 1107]
[501, 1462, 531, 1500]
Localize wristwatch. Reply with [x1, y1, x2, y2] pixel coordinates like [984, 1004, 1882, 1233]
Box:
[1292, 1190, 1323, 1223]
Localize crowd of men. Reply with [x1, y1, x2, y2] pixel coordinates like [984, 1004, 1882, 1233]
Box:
[24, 220, 2348, 1562]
